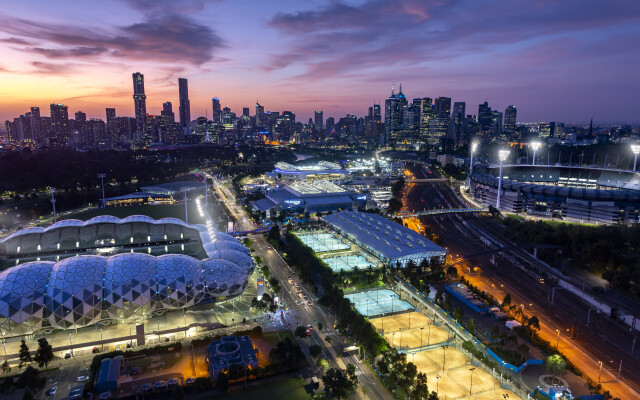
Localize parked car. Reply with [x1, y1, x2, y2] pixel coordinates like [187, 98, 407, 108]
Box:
[154, 381, 168, 390]
[46, 386, 57, 396]
[185, 377, 196, 385]
[168, 378, 179, 386]
[140, 383, 153, 392]
[76, 376, 89, 382]
[130, 367, 142, 376]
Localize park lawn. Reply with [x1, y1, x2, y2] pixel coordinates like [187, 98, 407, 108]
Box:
[62, 204, 206, 224]
[189, 377, 310, 400]
[262, 332, 281, 346]
[277, 330, 296, 342]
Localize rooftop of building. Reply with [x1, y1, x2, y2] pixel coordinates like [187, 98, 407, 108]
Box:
[322, 211, 447, 260]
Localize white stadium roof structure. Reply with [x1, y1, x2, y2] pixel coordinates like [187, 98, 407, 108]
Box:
[322, 211, 448, 266]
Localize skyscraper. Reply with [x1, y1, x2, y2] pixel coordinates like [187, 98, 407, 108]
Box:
[255, 101, 264, 128]
[132, 72, 146, 139]
[419, 98, 433, 145]
[160, 102, 177, 143]
[503, 105, 517, 139]
[452, 102, 466, 120]
[314, 111, 323, 130]
[105, 108, 117, 142]
[178, 78, 191, 135]
[50, 103, 70, 145]
[29, 107, 42, 144]
[212, 98, 222, 123]
[384, 84, 407, 145]
[478, 102, 492, 136]
[434, 97, 451, 116]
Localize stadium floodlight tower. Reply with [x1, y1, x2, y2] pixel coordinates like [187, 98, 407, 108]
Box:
[97, 173, 106, 208]
[496, 149, 510, 209]
[49, 188, 57, 223]
[530, 141, 542, 166]
[631, 144, 640, 172]
[468, 141, 478, 187]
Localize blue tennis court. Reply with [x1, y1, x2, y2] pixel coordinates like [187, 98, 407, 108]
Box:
[296, 232, 350, 253]
[323, 254, 375, 272]
[345, 289, 414, 317]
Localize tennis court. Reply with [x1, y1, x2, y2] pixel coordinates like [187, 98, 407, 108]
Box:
[296, 232, 350, 253]
[370, 312, 450, 348]
[323, 254, 376, 272]
[345, 289, 414, 317]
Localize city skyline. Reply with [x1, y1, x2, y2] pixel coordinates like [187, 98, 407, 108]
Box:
[1, 0, 639, 123]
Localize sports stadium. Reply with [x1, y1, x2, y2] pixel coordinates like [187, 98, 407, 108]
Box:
[470, 164, 640, 223]
[0, 216, 253, 337]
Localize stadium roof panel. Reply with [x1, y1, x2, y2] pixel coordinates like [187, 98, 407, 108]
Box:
[322, 211, 447, 261]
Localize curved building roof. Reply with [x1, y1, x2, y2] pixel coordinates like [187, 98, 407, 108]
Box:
[0, 252, 252, 336]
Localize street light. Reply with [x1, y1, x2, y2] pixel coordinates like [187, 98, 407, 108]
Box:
[468, 141, 478, 187]
[496, 149, 509, 209]
[49, 188, 57, 223]
[469, 367, 476, 396]
[442, 344, 449, 372]
[97, 174, 106, 208]
[556, 329, 560, 349]
[530, 141, 541, 166]
[598, 360, 603, 383]
[436, 375, 441, 395]
[631, 144, 640, 172]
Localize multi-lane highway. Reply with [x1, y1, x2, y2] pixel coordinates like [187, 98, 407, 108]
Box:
[401, 162, 640, 399]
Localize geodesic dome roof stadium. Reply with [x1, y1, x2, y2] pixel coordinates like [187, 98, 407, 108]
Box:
[0, 252, 251, 336]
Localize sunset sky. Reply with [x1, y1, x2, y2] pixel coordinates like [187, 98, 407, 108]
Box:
[1, 0, 639, 123]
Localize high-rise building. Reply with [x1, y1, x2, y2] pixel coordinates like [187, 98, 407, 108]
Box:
[75, 111, 86, 122]
[539, 122, 556, 139]
[434, 97, 451, 116]
[178, 78, 191, 135]
[503, 105, 517, 139]
[29, 107, 42, 144]
[160, 102, 178, 144]
[132, 72, 146, 139]
[242, 107, 250, 117]
[50, 103, 70, 145]
[212, 98, 222, 123]
[419, 98, 433, 145]
[478, 102, 492, 136]
[452, 102, 466, 120]
[384, 84, 407, 145]
[255, 101, 264, 128]
[105, 108, 117, 142]
[325, 117, 335, 134]
[314, 111, 323, 132]
[492, 111, 503, 138]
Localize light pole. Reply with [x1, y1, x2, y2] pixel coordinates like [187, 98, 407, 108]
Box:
[530, 141, 541, 166]
[184, 189, 188, 223]
[556, 329, 560, 349]
[420, 327, 424, 348]
[496, 149, 509, 209]
[598, 360, 603, 383]
[631, 144, 640, 172]
[49, 188, 57, 223]
[442, 344, 449, 372]
[97, 173, 106, 208]
[469, 367, 476, 396]
[436, 375, 441, 395]
[428, 321, 432, 345]
[468, 141, 478, 187]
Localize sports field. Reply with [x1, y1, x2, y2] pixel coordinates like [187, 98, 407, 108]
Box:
[323, 254, 375, 272]
[427, 363, 500, 399]
[345, 289, 414, 317]
[370, 312, 450, 348]
[296, 232, 350, 253]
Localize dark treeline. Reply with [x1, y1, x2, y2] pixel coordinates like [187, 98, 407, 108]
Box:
[504, 218, 640, 296]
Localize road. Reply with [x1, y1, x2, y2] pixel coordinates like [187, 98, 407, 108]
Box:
[209, 172, 392, 400]
[401, 162, 640, 399]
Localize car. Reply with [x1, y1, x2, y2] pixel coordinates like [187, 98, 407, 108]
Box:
[154, 380, 168, 390]
[140, 383, 153, 392]
[185, 377, 196, 385]
[130, 366, 142, 376]
[168, 378, 179, 386]
[307, 301, 312, 306]
[77, 375, 89, 382]
[306, 330, 311, 336]
[46, 386, 57, 396]
[98, 392, 112, 400]
[65, 352, 72, 359]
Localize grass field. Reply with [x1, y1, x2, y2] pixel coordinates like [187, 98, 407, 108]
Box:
[188, 377, 309, 400]
[63, 204, 206, 224]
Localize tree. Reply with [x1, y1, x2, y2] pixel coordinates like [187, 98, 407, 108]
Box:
[295, 326, 308, 338]
[215, 371, 229, 393]
[34, 338, 54, 369]
[453, 307, 464, 322]
[467, 318, 475, 334]
[317, 358, 330, 372]
[517, 343, 530, 360]
[1, 360, 10, 374]
[544, 354, 567, 385]
[502, 293, 512, 307]
[310, 344, 322, 358]
[18, 340, 31, 369]
[447, 266, 458, 278]
[323, 365, 358, 399]
[318, 322, 323, 331]
[412, 372, 429, 399]
[16, 366, 42, 390]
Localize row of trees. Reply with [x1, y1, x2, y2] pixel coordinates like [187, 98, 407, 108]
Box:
[377, 348, 437, 399]
[503, 217, 640, 295]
